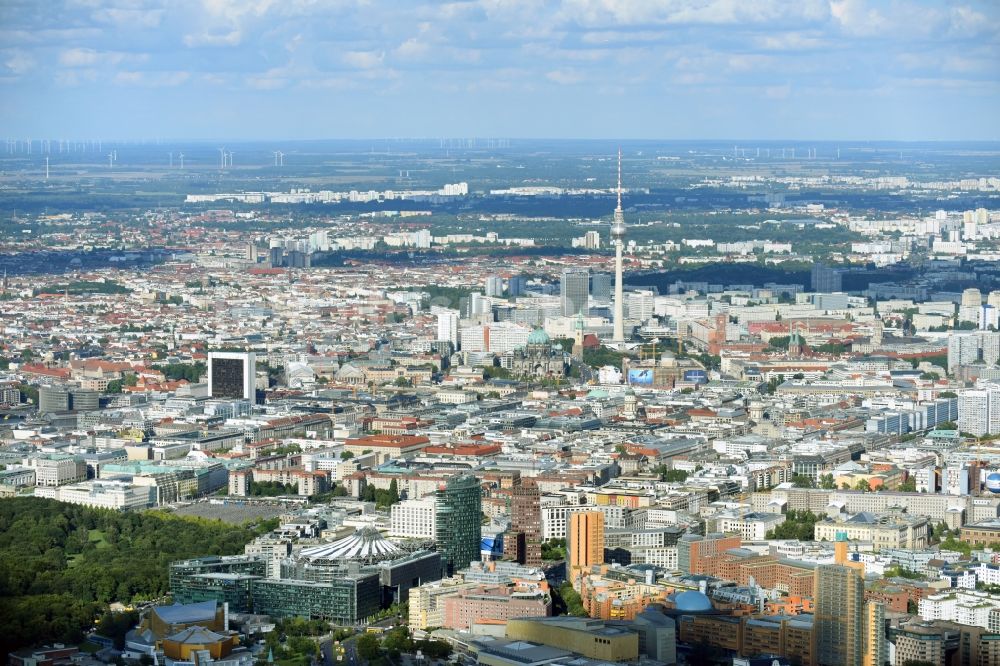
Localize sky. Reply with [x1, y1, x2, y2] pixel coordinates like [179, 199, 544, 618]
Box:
[1, 0, 998, 141]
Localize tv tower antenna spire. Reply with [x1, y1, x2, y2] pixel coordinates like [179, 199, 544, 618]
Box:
[616, 147, 622, 211]
[611, 147, 626, 344]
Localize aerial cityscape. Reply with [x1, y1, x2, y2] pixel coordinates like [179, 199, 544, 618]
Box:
[2, 2, 999, 666]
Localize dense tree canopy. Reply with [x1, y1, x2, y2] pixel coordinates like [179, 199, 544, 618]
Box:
[151, 362, 207, 383]
[765, 509, 820, 541]
[0, 497, 274, 658]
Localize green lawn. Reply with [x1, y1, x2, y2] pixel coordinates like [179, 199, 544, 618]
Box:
[68, 529, 110, 567]
[88, 529, 110, 548]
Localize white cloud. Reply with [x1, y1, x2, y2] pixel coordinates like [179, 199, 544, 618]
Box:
[183, 30, 243, 47]
[396, 38, 430, 59]
[830, 0, 888, 36]
[557, 0, 829, 26]
[546, 68, 583, 84]
[92, 8, 164, 28]
[58, 48, 144, 67]
[114, 70, 191, 86]
[342, 50, 385, 69]
[756, 32, 829, 51]
[199, 0, 278, 21]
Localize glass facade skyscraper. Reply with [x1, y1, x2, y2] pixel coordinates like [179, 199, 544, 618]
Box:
[561, 267, 590, 317]
[435, 474, 482, 576]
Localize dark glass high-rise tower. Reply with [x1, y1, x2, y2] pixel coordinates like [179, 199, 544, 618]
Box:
[435, 474, 482, 576]
[506, 478, 542, 566]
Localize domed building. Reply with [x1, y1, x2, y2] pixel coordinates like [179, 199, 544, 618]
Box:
[503, 327, 569, 379]
[668, 590, 714, 613]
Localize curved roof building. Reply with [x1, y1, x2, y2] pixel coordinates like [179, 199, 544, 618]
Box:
[670, 590, 714, 613]
[299, 528, 404, 565]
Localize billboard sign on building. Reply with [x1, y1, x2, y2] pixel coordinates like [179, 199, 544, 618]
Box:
[627, 369, 654, 385]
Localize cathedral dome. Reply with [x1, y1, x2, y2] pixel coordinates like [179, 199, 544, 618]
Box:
[526, 327, 551, 346]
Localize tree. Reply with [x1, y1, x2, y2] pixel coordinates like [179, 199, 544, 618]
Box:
[940, 535, 973, 557]
[105, 380, 123, 394]
[768, 336, 791, 351]
[818, 474, 836, 490]
[855, 479, 871, 492]
[541, 538, 567, 561]
[18, 384, 38, 404]
[96, 609, 140, 648]
[899, 477, 917, 492]
[554, 582, 587, 617]
[340, 450, 354, 459]
[356, 633, 381, 661]
[765, 509, 820, 541]
[791, 474, 814, 488]
[662, 469, 689, 483]
[0, 497, 275, 659]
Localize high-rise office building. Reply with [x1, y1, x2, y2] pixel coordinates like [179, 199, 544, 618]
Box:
[568, 511, 604, 573]
[506, 478, 542, 567]
[811, 263, 843, 292]
[959, 381, 1000, 437]
[961, 288, 984, 324]
[208, 351, 256, 401]
[814, 564, 864, 666]
[435, 309, 459, 346]
[485, 276, 504, 297]
[584, 230, 601, 249]
[963, 287, 984, 308]
[435, 474, 482, 576]
[508, 275, 528, 297]
[980, 304, 999, 331]
[591, 273, 612, 302]
[561, 267, 590, 317]
[862, 601, 887, 666]
[948, 331, 1000, 373]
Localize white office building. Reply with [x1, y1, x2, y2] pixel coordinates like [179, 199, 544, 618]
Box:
[39, 479, 156, 510]
[436, 309, 459, 346]
[459, 322, 531, 354]
[948, 332, 1000, 373]
[919, 590, 1000, 630]
[390, 497, 437, 539]
[959, 381, 1000, 437]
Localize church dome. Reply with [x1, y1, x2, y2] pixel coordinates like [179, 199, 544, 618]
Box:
[527, 327, 551, 346]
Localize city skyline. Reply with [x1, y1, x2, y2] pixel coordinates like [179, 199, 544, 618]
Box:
[1, 0, 998, 140]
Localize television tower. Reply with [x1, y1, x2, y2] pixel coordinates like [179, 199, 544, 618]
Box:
[611, 148, 626, 343]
